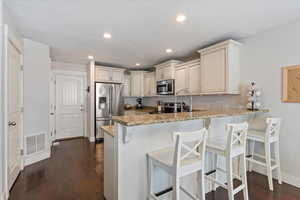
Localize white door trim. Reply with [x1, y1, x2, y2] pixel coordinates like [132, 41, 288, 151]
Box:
[52, 70, 87, 140]
[3, 24, 24, 199]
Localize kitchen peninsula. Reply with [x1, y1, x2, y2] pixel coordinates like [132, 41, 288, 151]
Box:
[103, 109, 267, 200]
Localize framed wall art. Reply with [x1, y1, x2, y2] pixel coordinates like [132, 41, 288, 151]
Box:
[282, 65, 300, 102]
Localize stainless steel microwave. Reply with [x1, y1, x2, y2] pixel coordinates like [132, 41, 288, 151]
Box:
[156, 79, 175, 95]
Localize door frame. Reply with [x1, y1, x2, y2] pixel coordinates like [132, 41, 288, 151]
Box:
[51, 70, 87, 142]
[3, 24, 24, 199]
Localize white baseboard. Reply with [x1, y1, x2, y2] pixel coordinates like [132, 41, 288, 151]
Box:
[25, 151, 51, 166]
[89, 136, 95, 142]
[0, 192, 4, 200]
[252, 164, 300, 188]
[1, 191, 8, 200]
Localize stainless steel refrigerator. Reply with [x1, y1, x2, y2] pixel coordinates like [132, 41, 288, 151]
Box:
[95, 82, 124, 142]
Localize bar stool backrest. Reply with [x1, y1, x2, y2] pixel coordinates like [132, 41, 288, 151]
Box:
[173, 128, 208, 171]
[265, 118, 282, 140]
[226, 122, 249, 156]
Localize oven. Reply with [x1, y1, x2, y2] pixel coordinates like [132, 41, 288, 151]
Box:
[156, 79, 175, 95]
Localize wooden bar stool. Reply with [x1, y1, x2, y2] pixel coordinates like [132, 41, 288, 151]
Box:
[147, 128, 208, 200]
[206, 122, 249, 200]
[247, 117, 282, 191]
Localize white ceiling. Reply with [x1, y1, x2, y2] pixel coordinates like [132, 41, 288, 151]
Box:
[4, 0, 300, 68]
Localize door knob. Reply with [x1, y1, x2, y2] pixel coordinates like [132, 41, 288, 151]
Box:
[50, 113, 54, 115]
[8, 121, 17, 127]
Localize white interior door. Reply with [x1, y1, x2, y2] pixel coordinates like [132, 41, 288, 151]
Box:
[55, 74, 85, 140]
[7, 41, 22, 190]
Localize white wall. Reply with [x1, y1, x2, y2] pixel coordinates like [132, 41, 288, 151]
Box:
[23, 39, 50, 141]
[0, 1, 4, 198]
[52, 61, 87, 72]
[240, 20, 300, 187]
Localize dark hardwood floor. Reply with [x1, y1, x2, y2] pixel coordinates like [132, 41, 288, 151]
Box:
[9, 138, 104, 200]
[9, 138, 300, 200]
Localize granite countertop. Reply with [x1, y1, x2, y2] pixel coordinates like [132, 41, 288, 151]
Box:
[101, 125, 114, 137]
[113, 109, 268, 126]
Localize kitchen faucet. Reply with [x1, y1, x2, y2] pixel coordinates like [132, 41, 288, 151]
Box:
[174, 88, 193, 113]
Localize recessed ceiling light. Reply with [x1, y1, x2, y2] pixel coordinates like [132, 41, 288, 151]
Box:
[166, 48, 173, 53]
[103, 32, 112, 39]
[176, 14, 186, 23]
[135, 63, 141, 66]
[88, 55, 94, 60]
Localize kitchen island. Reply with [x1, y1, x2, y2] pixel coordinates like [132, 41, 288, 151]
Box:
[103, 109, 268, 200]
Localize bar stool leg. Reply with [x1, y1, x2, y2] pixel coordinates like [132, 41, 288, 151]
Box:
[249, 140, 255, 172]
[265, 142, 274, 191]
[274, 141, 282, 184]
[226, 156, 234, 200]
[147, 157, 153, 200]
[198, 170, 206, 200]
[241, 154, 249, 200]
[212, 154, 218, 191]
[173, 176, 180, 200]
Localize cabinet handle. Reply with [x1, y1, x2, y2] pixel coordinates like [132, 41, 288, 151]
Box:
[8, 121, 17, 127]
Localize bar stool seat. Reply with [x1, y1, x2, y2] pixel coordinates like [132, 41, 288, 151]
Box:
[207, 138, 245, 158]
[248, 130, 278, 143]
[148, 147, 202, 171]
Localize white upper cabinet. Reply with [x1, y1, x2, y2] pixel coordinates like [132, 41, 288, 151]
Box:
[175, 59, 201, 95]
[143, 72, 156, 96]
[155, 60, 182, 81]
[198, 40, 241, 94]
[95, 67, 111, 82]
[124, 74, 131, 97]
[130, 71, 144, 97]
[175, 65, 188, 93]
[95, 66, 125, 83]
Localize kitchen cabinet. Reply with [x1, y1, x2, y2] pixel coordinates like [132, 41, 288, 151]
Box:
[174, 59, 201, 95]
[155, 60, 182, 81]
[198, 40, 241, 94]
[95, 66, 125, 83]
[188, 62, 201, 94]
[123, 74, 131, 97]
[175, 65, 188, 93]
[143, 72, 156, 96]
[130, 71, 144, 97]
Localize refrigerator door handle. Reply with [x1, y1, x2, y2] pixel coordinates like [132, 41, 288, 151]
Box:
[109, 86, 113, 118]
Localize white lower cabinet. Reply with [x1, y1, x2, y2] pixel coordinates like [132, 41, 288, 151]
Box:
[104, 132, 115, 200]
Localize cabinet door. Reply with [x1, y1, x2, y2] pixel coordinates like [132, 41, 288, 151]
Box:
[156, 68, 164, 81]
[112, 70, 124, 83]
[201, 48, 226, 93]
[143, 76, 150, 96]
[188, 64, 201, 94]
[150, 75, 156, 96]
[163, 66, 173, 80]
[175, 66, 188, 93]
[95, 67, 111, 82]
[131, 72, 143, 97]
[124, 75, 131, 96]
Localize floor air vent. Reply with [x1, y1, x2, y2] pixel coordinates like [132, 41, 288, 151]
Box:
[25, 133, 46, 156]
